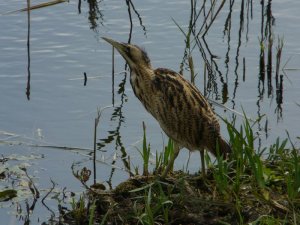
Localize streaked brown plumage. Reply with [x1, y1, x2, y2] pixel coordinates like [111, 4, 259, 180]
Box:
[102, 37, 231, 177]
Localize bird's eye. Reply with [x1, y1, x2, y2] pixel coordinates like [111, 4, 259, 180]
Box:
[126, 46, 131, 53]
[126, 46, 133, 58]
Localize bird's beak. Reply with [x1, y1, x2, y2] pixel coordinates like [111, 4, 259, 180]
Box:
[102, 37, 133, 66]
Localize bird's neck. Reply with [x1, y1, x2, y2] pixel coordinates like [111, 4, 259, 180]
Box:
[130, 65, 153, 82]
[129, 66, 153, 99]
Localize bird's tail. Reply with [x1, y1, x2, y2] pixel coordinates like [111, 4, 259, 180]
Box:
[218, 137, 231, 159]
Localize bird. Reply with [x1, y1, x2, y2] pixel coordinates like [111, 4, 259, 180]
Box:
[102, 37, 231, 178]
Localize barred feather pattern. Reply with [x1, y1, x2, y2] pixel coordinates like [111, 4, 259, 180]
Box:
[130, 66, 231, 157]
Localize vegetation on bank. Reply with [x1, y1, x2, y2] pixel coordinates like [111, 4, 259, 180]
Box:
[54, 116, 300, 225]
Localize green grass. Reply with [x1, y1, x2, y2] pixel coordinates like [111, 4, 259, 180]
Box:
[131, 181, 173, 225]
[154, 138, 175, 175]
[137, 122, 151, 176]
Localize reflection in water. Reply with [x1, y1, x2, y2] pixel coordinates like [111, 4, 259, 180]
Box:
[275, 74, 283, 121]
[110, 47, 115, 105]
[259, 38, 265, 91]
[275, 38, 284, 121]
[243, 57, 246, 82]
[95, 0, 147, 186]
[232, 0, 245, 109]
[265, 0, 274, 97]
[126, 0, 147, 37]
[179, 0, 196, 81]
[257, 0, 284, 121]
[257, 0, 268, 147]
[245, 0, 253, 42]
[223, 0, 234, 104]
[26, 0, 31, 100]
[78, 0, 81, 13]
[78, 0, 103, 30]
[180, 0, 261, 105]
[96, 71, 133, 188]
[175, 0, 285, 142]
[83, 72, 87, 86]
[125, 0, 133, 44]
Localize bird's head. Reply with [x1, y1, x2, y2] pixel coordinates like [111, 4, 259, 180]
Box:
[102, 37, 151, 70]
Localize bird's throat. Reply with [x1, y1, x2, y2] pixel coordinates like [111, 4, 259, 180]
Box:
[129, 67, 153, 112]
[130, 70, 141, 97]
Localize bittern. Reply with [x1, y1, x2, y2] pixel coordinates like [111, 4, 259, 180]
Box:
[102, 37, 231, 178]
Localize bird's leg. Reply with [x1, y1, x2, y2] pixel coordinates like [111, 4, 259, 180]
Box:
[161, 142, 180, 178]
[200, 149, 206, 177]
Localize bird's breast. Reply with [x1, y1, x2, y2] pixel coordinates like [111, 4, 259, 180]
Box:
[129, 67, 222, 152]
[129, 69, 153, 111]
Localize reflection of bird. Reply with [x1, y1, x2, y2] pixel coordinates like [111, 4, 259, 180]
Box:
[102, 37, 231, 177]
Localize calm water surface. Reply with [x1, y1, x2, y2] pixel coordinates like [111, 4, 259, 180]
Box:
[0, 0, 300, 224]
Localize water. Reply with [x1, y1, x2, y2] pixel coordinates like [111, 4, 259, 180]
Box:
[0, 0, 300, 224]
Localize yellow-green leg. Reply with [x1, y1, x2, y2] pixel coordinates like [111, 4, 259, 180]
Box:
[200, 149, 206, 177]
[161, 142, 180, 178]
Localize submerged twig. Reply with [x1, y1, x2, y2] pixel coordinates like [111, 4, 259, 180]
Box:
[22, 167, 40, 212]
[41, 179, 56, 217]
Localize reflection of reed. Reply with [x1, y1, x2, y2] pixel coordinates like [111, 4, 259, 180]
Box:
[126, 0, 146, 36]
[267, 38, 273, 97]
[245, 0, 253, 42]
[266, 0, 273, 97]
[26, 0, 31, 100]
[258, 1, 266, 96]
[260, 0, 264, 37]
[96, 5, 141, 185]
[178, 18, 223, 99]
[78, 0, 103, 30]
[78, 0, 81, 13]
[125, 0, 133, 43]
[223, 0, 234, 104]
[275, 39, 284, 120]
[232, 0, 245, 107]
[257, 0, 284, 120]
[259, 38, 265, 87]
[275, 38, 284, 88]
[257, 0, 267, 142]
[112, 47, 115, 105]
[275, 74, 283, 120]
[196, 0, 226, 37]
[179, 1, 232, 102]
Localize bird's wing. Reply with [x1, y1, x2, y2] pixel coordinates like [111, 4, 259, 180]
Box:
[151, 68, 211, 115]
[146, 68, 219, 149]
